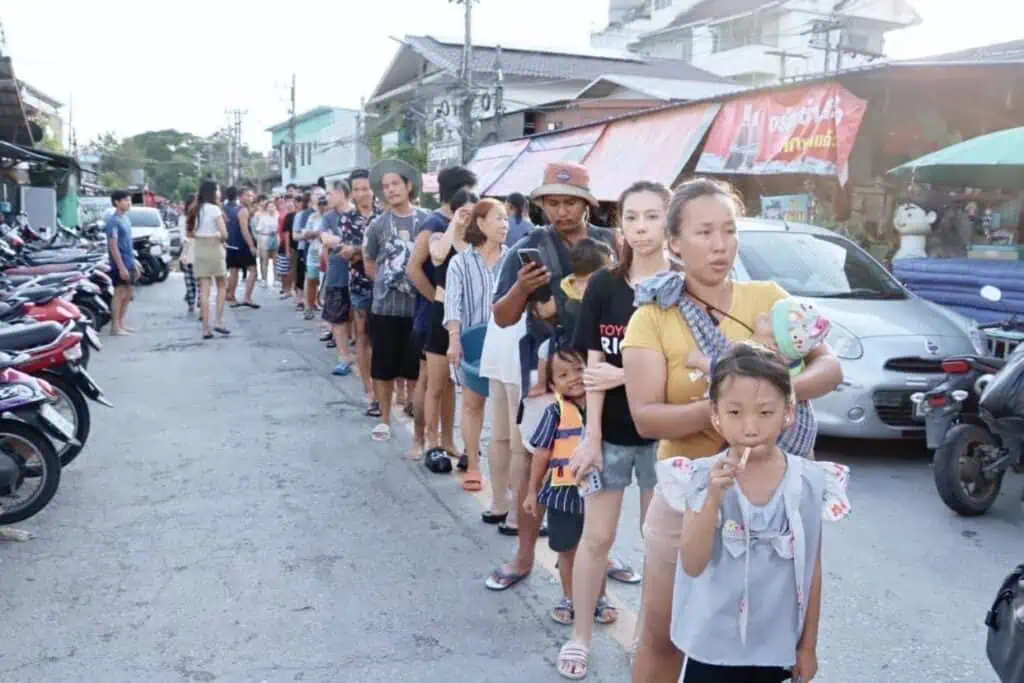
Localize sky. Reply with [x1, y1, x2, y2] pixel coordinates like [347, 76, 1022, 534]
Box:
[2, 0, 1021, 152]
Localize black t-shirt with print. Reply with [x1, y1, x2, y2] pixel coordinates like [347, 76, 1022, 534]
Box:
[572, 267, 651, 446]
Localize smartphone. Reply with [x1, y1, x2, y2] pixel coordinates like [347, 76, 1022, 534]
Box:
[518, 248, 543, 268]
[578, 469, 604, 498]
[517, 248, 552, 302]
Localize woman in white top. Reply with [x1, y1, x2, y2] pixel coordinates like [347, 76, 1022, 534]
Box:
[253, 196, 279, 285]
[186, 180, 230, 339]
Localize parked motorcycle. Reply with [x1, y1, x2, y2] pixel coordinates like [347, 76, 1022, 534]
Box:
[917, 286, 1024, 516]
[134, 235, 170, 284]
[0, 352, 71, 525]
[0, 320, 111, 467]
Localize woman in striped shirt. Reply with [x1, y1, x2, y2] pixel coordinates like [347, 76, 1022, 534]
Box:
[445, 198, 509, 492]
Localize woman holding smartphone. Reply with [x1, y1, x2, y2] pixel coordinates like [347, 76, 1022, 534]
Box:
[557, 182, 672, 680]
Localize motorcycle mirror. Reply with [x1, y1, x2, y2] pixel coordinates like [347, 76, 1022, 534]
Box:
[980, 285, 1003, 303]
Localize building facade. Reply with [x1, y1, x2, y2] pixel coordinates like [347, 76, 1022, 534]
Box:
[18, 80, 63, 147]
[593, 0, 921, 86]
[367, 35, 738, 173]
[265, 106, 371, 188]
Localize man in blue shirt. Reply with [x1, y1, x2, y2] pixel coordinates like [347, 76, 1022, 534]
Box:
[104, 190, 137, 336]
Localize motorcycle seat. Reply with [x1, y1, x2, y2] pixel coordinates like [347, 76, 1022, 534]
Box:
[0, 321, 63, 351]
[9, 286, 63, 304]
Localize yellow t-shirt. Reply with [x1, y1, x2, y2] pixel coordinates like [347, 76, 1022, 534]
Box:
[621, 280, 788, 461]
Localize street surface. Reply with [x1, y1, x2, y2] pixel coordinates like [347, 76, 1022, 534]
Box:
[1, 276, 1020, 682]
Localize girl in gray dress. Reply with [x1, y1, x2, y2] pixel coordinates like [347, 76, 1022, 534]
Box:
[658, 344, 850, 683]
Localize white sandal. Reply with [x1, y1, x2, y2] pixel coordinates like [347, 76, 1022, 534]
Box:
[371, 423, 392, 442]
[557, 640, 589, 680]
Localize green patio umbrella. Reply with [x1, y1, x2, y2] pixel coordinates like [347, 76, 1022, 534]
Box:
[886, 126, 1024, 189]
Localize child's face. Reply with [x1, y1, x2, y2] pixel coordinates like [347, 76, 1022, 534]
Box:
[711, 375, 794, 451]
[551, 353, 585, 399]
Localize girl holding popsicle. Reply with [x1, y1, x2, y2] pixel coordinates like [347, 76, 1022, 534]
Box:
[658, 343, 851, 683]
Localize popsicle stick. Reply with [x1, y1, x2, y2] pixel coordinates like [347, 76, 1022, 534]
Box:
[739, 446, 751, 470]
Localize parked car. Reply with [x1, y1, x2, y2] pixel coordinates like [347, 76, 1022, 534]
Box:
[734, 218, 986, 439]
[102, 207, 172, 260]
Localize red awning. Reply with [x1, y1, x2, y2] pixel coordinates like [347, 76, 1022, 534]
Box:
[487, 125, 605, 198]
[584, 104, 721, 202]
[468, 139, 529, 195]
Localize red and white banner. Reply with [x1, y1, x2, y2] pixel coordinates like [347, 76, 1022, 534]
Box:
[696, 83, 868, 185]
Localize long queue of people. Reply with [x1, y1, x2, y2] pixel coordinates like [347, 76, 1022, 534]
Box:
[177, 157, 850, 682]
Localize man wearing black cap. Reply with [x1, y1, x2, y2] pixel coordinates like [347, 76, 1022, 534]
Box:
[104, 190, 137, 335]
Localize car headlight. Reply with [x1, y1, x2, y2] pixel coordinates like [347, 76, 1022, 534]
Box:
[825, 321, 863, 360]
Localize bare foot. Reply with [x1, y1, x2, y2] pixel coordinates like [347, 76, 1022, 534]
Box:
[110, 328, 129, 337]
[406, 442, 424, 461]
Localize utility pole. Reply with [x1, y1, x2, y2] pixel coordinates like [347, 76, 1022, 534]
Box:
[807, 18, 843, 75]
[765, 49, 808, 82]
[494, 44, 505, 141]
[224, 109, 247, 185]
[288, 74, 297, 184]
[452, 0, 477, 163]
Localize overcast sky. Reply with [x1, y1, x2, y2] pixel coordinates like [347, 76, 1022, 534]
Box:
[3, 0, 1020, 151]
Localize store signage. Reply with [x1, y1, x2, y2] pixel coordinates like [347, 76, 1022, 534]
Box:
[760, 194, 814, 223]
[697, 83, 868, 185]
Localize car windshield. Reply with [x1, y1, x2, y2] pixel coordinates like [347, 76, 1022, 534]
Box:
[127, 210, 162, 228]
[738, 231, 907, 300]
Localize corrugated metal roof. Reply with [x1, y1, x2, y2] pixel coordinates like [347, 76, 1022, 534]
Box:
[0, 57, 34, 145]
[906, 39, 1024, 65]
[574, 74, 748, 101]
[403, 35, 733, 84]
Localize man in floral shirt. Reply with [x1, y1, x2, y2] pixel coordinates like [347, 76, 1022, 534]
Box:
[339, 168, 381, 414]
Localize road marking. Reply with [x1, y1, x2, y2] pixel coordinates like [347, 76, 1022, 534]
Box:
[393, 412, 639, 655]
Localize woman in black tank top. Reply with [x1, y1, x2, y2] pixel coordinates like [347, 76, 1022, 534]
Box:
[422, 191, 477, 466]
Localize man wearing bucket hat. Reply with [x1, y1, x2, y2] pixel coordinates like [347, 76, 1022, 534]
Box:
[484, 161, 621, 592]
[362, 158, 430, 442]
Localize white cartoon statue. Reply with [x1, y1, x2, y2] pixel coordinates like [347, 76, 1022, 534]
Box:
[892, 200, 936, 260]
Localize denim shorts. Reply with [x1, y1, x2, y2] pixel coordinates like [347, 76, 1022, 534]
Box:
[351, 290, 372, 312]
[600, 441, 658, 492]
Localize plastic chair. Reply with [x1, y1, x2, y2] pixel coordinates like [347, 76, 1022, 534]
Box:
[459, 324, 489, 397]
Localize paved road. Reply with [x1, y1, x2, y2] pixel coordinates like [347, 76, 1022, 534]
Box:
[1, 276, 1020, 682]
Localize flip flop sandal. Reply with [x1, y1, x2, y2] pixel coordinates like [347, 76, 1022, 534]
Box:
[326, 340, 337, 348]
[484, 568, 530, 592]
[607, 559, 642, 584]
[229, 301, 243, 308]
[557, 641, 590, 680]
[462, 471, 483, 492]
[202, 332, 214, 340]
[481, 511, 508, 525]
[594, 595, 618, 625]
[365, 401, 382, 418]
[319, 331, 333, 341]
[497, 522, 518, 536]
[424, 448, 452, 474]
[550, 597, 575, 625]
[214, 327, 231, 336]
[371, 423, 392, 442]
[242, 302, 261, 309]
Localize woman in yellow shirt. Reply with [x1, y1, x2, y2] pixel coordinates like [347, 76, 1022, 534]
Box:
[622, 178, 843, 683]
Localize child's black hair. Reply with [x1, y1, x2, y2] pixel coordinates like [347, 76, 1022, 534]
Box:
[568, 238, 613, 277]
[709, 342, 793, 403]
[545, 332, 585, 393]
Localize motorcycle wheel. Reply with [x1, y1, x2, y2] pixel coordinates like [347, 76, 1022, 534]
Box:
[38, 372, 91, 468]
[0, 418, 61, 525]
[137, 257, 156, 285]
[155, 260, 170, 282]
[933, 423, 1004, 516]
[76, 301, 100, 330]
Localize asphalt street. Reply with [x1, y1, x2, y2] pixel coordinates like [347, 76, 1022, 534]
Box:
[1, 274, 1020, 683]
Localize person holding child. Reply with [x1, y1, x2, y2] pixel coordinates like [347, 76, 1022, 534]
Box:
[622, 178, 843, 683]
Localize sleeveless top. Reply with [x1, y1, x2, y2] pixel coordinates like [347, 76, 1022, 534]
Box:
[432, 246, 457, 288]
[536, 395, 585, 515]
[223, 202, 245, 251]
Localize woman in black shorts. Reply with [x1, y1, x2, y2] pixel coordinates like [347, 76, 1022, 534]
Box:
[421, 189, 477, 465]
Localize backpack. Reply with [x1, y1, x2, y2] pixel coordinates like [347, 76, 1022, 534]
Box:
[986, 563, 1024, 682]
[377, 212, 421, 296]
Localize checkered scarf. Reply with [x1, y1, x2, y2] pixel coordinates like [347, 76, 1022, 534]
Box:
[634, 272, 817, 458]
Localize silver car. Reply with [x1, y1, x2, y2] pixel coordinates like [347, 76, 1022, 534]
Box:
[734, 218, 986, 439]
